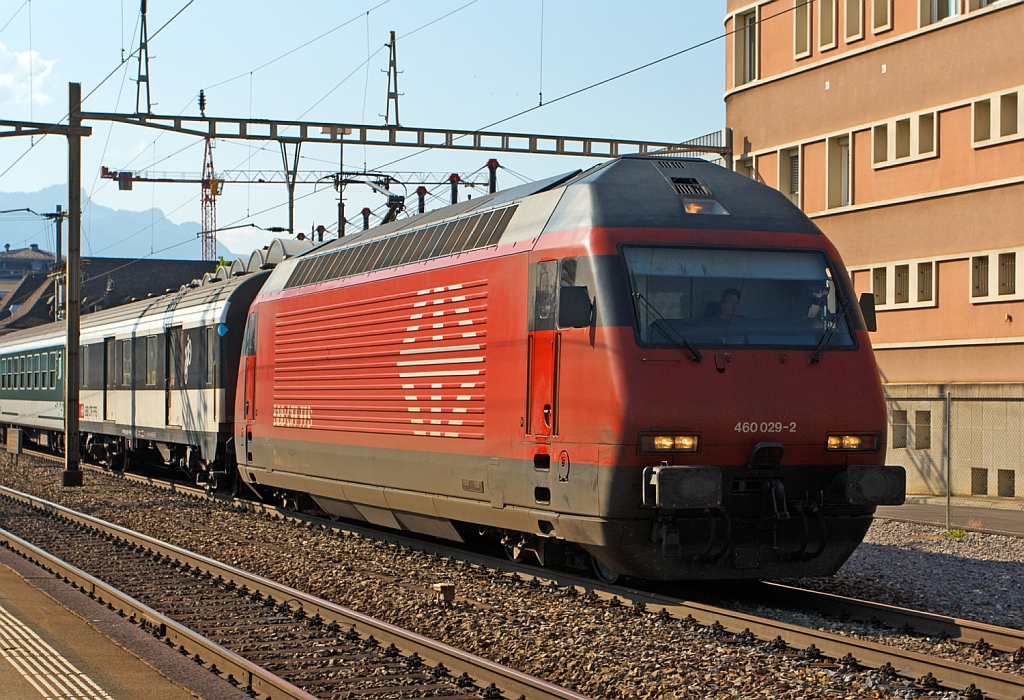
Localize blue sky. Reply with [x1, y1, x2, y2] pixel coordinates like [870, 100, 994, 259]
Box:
[0, 1, 727, 257]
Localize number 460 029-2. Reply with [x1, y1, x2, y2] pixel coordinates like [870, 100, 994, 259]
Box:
[734, 421, 797, 434]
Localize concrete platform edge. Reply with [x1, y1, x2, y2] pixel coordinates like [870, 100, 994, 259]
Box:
[0, 545, 251, 700]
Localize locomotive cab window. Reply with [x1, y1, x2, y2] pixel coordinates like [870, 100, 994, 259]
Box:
[624, 246, 856, 349]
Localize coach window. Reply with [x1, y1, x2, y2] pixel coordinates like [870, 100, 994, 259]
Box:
[81, 346, 89, 388]
[205, 327, 216, 386]
[49, 352, 56, 388]
[146, 336, 158, 386]
[33, 354, 40, 389]
[122, 339, 133, 386]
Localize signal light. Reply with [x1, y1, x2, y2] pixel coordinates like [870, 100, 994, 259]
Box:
[826, 434, 879, 451]
[639, 434, 700, 453]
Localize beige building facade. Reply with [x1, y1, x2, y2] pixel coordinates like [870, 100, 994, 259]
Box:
[724, 0, 1024, 498]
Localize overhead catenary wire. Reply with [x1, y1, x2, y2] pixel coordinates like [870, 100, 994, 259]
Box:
[0, 0, 196, 186]
[0, 0, 28, 37]
[371, 1, 811, 173]
[203, 0, 393, 93]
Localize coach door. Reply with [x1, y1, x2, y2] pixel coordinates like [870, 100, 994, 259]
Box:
[165, 328, 183, 427]
[103, 338, 115, 421]
[526, 260, 559, 440]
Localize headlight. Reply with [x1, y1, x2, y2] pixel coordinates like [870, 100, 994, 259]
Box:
[639, 434, 700, 453]
[826, 434, 879, 451]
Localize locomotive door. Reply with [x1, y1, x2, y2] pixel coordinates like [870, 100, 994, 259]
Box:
[526, 260, 559, 439]
[165, 327, 183, 427]
[103, 338, 115, 421]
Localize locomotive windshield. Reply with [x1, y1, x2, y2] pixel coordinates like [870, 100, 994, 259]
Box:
[623, 246, 855, 349]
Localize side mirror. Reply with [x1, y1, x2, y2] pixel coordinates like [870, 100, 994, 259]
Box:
[558, 286, 592, 328]
[859, 292, 877, 332]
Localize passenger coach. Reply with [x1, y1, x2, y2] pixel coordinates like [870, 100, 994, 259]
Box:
[0, 271, 266, 484]
[237, 155, 905, 582]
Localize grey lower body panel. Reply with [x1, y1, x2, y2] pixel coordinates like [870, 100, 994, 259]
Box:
[242, 436, 890, 579]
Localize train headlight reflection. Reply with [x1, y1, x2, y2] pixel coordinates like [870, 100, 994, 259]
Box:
[640, 434, 700, 453]
[826, 434, 879, 451]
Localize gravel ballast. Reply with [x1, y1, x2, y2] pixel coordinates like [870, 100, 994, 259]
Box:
[2, 458, 1021, 699]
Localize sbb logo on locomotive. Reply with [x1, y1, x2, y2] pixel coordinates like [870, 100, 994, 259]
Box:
[273, 404, 313, 429]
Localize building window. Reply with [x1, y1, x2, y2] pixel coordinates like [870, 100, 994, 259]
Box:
[778, 147, 800, 205]
[874, 111, 939, 167]
[146, 336, 158, 386]
[121, 339, 132, 386]
[873, 267, 887, 305]
[919, 113, 935, 153]
[794, 0, 811, 57]
[922, 0, 959, 25]
[999, 252, 1016, 295]
[873, 0, 892, 31]
[895, 264, 910, 303]
[891, 409, 908, 448]
[998, 469, 1016, 498]
[1000, 92, 1018, 138]
[845, 0, 863, 40]
[820, 0, 837, 49]
[971, 467, 988, 495]
[873, 125, 888, 164]
[736, 157, 755, 179]
[918, 262, 934, 301]
[735, 10, 758, 86]
[974, 99, 992, 142]
[972, 255, 989, 297]
[895, 118, 911, 158]
[973, 90, 1021, 146]
[914, 410, 931, 450]
[827, 135, 851, 208]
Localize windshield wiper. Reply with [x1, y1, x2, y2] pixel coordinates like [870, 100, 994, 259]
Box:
[809, 297, 849, 364]
[632, 292, 702, 362]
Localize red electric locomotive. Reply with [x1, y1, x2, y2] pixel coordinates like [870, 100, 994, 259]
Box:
[236, 155, 904, 581]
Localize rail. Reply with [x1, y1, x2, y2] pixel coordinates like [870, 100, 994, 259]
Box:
[0, 483, 590, 700]
[14, 450, 1024, 699]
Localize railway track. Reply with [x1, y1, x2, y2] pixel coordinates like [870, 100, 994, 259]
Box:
[0, 484, 589, 700]
[15, 452, 1024, 699]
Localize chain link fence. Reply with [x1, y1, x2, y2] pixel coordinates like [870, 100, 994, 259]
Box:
[884, 385, 1024, 535]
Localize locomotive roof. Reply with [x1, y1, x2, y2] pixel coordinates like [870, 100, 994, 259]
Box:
[0, 271, 268, 353]
[261, 155, 823, 295]
[301, 156, 817, 259]
[541, 155, 820, 235]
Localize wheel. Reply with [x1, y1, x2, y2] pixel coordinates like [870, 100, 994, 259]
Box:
[589, 554, 620, 585]
[504, 543, 527, 563]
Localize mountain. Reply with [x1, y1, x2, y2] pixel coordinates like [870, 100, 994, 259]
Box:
[0, 185, 237, 260]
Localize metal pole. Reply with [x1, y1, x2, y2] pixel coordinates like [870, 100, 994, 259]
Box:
[63, 83, 83, 487]
[54, 204, 62, 320]
[945, 390, 952, 530]
[449, 173, 459, 205]
[486, 159, 499, 194]
[337, 141, 345, 238]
